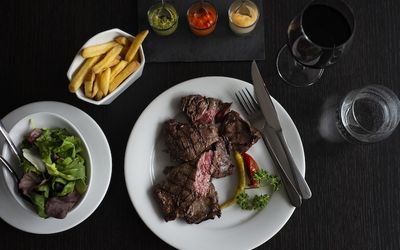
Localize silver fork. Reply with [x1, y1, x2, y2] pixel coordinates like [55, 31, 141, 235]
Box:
[235, 88, 302, 207]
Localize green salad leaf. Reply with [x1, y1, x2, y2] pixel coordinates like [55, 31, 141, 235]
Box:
[30, 193, 47, 218]
[75, 179, 88, 194]
[56, 181, 75, 197]
[36, 183, 50, 198]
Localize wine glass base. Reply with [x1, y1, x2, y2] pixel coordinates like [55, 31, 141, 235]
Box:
[276, 45, 324, 87]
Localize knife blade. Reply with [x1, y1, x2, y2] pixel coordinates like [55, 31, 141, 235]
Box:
[259, 127, 302, 207]
[251, 60, 312, 199]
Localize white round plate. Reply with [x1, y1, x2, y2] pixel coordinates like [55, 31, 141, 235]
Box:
[0, 101, 112, 234]
[124, 77, 305, 250]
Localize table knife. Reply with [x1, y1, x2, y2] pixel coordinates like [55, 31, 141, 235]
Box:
[251, 60, 312, 199]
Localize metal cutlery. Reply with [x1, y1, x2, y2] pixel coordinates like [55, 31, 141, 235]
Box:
[0, 155, 20, 182]
[0, 120, 24, 180]
[0, 120, 22, 162]
[235, 88, 302, 207]
[0, 121, 34, 204]
[251, 60, 312, 200]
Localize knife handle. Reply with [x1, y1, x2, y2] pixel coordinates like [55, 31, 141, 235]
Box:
[261, 134, 302, 207]
[277, 131, 312, 199]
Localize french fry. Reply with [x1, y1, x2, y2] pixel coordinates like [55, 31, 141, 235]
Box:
[69, 55, 101, 93]
[95, 89, 104, 101]
[92, 45, 123, 74]
[109, 60, 140, 93]
[114, 36, 131, 46]
[100, 68, 111, 95]
[133, 51, 140, 62]
[90, 74, 101, 98]
[120, 44, 130, 58]
[81, 41, 119, 58]
[108, 56, 121, 68]
[84, 72, 95, 98]
[125, 30, 148, 62]
[110, 60, 128, 81]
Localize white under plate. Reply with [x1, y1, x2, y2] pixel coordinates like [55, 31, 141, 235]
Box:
[0, 101, 112, 234]
[124, 76, 305, 250]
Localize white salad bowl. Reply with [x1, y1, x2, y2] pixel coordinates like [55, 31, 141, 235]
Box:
[67, 28, 146, 105]
[1, 112, 92, 222]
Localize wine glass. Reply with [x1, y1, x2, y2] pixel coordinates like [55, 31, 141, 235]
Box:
[276, 0, 355, 87]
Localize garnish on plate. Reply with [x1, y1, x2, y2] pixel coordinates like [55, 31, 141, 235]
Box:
[230, 152, 281, 211]
[220, 151, 246, 209]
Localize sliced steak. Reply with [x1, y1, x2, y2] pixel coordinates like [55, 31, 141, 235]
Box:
[211, 137, 234, 178]
[220, 110, 261, 153]
[181, 95, 232, 124]
[214, 102, 232, 123]
[164, 119, 219, 162]
[153, 151, 221, 224]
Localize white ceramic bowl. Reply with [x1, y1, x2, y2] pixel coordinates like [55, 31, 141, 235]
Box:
[67, 28, 145, 105]
[1, 112, 92, 219]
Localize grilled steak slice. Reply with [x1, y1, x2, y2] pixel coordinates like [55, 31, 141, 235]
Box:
[211, 137, 234, 178]
[214, 102, 232, 123]
[220, 110, 261, 153]
[153, 151, 221, 224]
[181, 95, 232, 124]
[164, 119, 219, 162]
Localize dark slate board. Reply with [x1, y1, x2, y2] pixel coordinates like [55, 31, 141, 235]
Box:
[137, 0, 265, 62]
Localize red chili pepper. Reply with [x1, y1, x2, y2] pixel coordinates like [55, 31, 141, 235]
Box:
[241, 152, 259, 188]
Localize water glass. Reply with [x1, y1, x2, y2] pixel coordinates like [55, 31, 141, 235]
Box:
[337, 85, 400, 143]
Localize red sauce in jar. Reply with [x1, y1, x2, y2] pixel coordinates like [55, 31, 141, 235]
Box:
[187, 1, 218, 36]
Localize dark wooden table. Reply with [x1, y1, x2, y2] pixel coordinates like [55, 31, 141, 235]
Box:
[2, 0, 400, 249]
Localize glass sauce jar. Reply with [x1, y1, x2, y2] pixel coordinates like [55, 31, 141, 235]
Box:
[148, 1, 179, 36]
[187, 1, 218, 36]
[228, 0, 259, 35]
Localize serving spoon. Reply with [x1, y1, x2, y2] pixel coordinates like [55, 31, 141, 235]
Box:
[158, 0, 173, 20]
[0, 120, 24, 180]
[0, 155, 20, 182]
[234, 0, 252, 17]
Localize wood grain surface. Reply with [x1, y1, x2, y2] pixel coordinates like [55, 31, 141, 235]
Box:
[1, 0, 400, 249]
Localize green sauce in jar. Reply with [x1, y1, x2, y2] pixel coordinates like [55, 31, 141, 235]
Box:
[148, 2, 178, 36]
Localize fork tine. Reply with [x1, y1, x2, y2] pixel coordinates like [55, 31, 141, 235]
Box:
[235, 92, 250, 115]
[245, 88, 260, 110]
[242, 88, 257, 112]
[239, 89, 255, 114]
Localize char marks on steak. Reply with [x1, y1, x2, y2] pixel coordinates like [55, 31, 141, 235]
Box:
[211, 137, 234, 178]
[164, 119, 219, 162]
[221, 110, 261, 153]
[153, 151, 221, 224]
[181, 95, 232, 124]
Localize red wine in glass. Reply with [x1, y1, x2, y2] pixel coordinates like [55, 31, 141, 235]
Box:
[276, 0, 355, 87]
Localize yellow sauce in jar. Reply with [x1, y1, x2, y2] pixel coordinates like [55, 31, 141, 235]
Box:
[230, 6, 258, 28]
[228, 0, 259, 35]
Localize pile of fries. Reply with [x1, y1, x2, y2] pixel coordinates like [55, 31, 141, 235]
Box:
[68, 30, 149, 101]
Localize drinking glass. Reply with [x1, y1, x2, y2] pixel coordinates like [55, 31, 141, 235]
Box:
[337, 85, 400, 143]
[276, 0, 355, 87]
[319, 85, 400, 143]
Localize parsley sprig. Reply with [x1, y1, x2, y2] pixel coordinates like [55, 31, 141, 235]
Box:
[237, 192, 270, 210]
[236, 169, 281, 210]
[253, 169, 281, 192]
